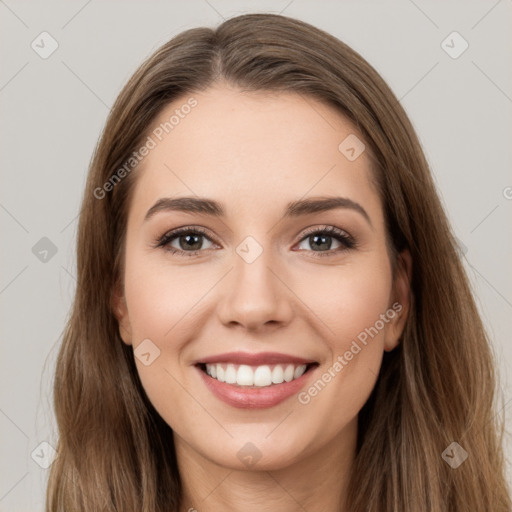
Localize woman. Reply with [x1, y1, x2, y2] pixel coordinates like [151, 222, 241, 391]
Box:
[46, 12, 511, 511]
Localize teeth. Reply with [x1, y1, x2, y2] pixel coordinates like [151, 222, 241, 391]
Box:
[225, 364, 237, 384]
[254, 365, 272, 387]
[204, 363, 309, 387]
[271, 365, 284, 384]
[294, 365, 307, 379]
[284, 364, 294, 382]
[237, 365, 254, 386]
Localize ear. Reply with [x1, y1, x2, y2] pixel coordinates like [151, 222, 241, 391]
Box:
[384, 248, 412, 352]
[111, 280, 133, 346]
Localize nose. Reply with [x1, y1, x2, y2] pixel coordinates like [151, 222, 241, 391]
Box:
[216, 246, 294, 333]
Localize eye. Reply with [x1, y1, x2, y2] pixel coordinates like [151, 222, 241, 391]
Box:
[155, 225, 357, 258]
[295, 226, 356, 257]
[155, 226, 216, 256]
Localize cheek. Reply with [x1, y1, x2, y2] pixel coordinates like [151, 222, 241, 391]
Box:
[122, 249, 203, 427]
[294, 254, 392, 396]
[123, 248, 208, 340]
[304, 254, 393, 347]
[295, 257, 393, 431]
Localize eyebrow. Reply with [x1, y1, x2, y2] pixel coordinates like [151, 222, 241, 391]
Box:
[144, 196, 372, 227]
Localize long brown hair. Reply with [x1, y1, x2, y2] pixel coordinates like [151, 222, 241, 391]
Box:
[46, 13, 511, 511]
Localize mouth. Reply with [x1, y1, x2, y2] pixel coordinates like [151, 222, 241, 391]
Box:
[196, 361, 320, 388]
[193, 351, 320, 408]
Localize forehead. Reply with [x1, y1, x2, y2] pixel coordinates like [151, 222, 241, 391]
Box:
[128, 86, 381, 225]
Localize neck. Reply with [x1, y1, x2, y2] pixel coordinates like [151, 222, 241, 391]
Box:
[175, 418, 357, 512]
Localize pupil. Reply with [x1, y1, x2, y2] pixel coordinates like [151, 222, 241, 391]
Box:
[311, 234, 331, 251]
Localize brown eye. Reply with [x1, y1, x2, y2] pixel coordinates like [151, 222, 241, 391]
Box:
[157, 227, 216, 256]
[173, 232, 207, 251]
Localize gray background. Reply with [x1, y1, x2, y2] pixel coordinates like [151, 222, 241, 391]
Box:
[1, 0, 511, 509]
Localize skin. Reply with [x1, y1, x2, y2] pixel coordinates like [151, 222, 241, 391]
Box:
[113, 83, 412, 512]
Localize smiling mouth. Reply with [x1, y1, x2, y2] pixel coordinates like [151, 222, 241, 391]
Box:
[196, 362, 319, 388]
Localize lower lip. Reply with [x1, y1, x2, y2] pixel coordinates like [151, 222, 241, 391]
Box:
[196, 365, 317, 409]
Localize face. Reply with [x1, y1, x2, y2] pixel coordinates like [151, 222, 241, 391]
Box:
[113, 84, 411, 471]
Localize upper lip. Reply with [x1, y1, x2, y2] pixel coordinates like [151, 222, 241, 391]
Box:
[195, 351, 317, 366]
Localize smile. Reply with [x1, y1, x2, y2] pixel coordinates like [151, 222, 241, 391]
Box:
[200, 362, 316, 387]
[195, 354, 320, 409]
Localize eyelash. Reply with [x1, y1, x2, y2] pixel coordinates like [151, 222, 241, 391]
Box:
[154, 225, 357, 258]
